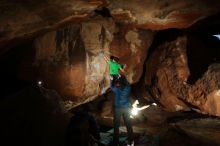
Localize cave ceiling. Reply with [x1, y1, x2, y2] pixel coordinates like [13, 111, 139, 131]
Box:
[0, 0, 220, 51]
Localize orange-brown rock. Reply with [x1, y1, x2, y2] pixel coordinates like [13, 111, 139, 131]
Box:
[1, 0, 220, 51]
[0, 0, 107, 51]
[187, 64, 220, 116]
[145, 32, 220, 116]
[109, 0, 220, 30]
[110, 25, 154, 82]
[145, 35, 190, 112]
[32, 18, 154, 107]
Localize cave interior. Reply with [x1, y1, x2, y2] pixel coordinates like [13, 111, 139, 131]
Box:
[1, 1, 220, 146]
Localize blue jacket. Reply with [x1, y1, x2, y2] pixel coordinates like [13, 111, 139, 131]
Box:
[110, 80, 131, 108]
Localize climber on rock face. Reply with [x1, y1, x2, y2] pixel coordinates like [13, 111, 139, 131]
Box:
[104, 55, 125, 81]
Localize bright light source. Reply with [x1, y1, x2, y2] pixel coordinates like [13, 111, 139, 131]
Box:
[152, 103, 157, 106]
[130, 100, 150, 117]
[131, 108, 138, 116]
[213, 35, 220, 40]
[37, 81, 42, 86]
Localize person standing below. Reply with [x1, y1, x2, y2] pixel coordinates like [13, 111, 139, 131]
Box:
[104, 55, 124, 81]
[110, 76, 134, 146]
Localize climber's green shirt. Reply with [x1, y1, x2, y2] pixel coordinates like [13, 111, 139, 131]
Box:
[108, 60, 122, 75]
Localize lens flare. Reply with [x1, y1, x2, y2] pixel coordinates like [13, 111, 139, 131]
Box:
[213, 35, 220, 40]
[131, 108, 138, 116]
[37, 81, 42, 86]
[130, 100, 157, 118]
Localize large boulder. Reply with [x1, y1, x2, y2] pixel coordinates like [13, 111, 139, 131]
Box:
[187, 64, 220, 116]
[145, 31, 220, 116]
[31, 18, 154, 108]
[145, 35, 190, 111]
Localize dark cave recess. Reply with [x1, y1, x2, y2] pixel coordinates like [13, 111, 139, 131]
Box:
[186, 13, 220, 84]
[0, 40, 37, 98]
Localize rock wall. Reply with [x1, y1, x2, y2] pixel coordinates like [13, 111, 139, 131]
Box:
[145, 35, 190, 111]
[110, 24, 154, 82]
[188, 64, 220, 116]
[145, 31, 220, 116]
[33, 18, 154, 109]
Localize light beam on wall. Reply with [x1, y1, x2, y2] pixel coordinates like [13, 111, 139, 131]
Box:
[130, 100, 157, 118]
[213, 35, 220, 40]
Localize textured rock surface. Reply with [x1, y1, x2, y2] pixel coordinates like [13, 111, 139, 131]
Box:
[1, 0, 220, 51]
[110, 25, 154, 82]
[145, 32, 220, 116]
[33, 18, 153, 108]
[145, 35, 190, 111]
[187, 64, 220, 116]
[109, 0, 220, 29]
[0, 0, 105, 49]
[173, 118, 220, 146]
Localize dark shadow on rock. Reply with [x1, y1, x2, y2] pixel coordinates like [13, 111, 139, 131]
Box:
[65, 104, 101, 146]
[94, 7, 112, 18]
[0, 85, 69, 146]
